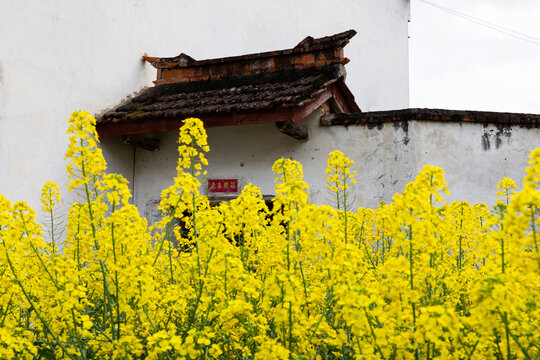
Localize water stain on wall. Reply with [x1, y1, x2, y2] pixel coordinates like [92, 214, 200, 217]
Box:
[482, 132, 491, 151]
[482, 126, 512, 151]
[393, 120, 409, 145]
[495, 125, 512, 149]
[367, 122, 384, 131]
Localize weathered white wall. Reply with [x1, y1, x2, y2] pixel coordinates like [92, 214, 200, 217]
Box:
[0, 0, 409, 211]
[411, 122, 539, 205]
[132, 113, 540, 214]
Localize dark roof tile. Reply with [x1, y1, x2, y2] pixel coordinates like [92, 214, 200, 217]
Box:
[100, 64, 345, 124]
[320, 108, 540, 127]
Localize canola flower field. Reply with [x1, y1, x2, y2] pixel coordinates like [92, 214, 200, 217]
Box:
[0, 111, 538, 359]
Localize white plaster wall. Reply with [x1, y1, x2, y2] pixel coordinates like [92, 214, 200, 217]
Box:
[411, 122, 540, 205]
[132, 114, 539, 213]
[132, 111, 409, 213]
[0, 0, 409, 212]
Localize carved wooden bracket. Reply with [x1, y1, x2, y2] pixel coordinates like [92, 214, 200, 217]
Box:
[275, 120, 308, 140]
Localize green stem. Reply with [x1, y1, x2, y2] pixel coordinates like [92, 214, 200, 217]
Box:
[188, 138, 203, 302]
[498, 310, 533, 360]
[503, 312, 512, 360]
[286, 217, 291, 271]
[0, 295, 13, 326]
[288, 301, 293, 359]
[30, 243, 59, 289]
[307, 314, 324, 344]
[457, 205, 464, 271]
[168, 237, 174, 283]
[355, 335, 363, 357]
[531, 206, 538, 254]
[76, 219, 81, 276]
[362, 240, 378, 271]
[494, 329, 504, 360]
[501, 236, 505, 274]
[98, 259, 115, 341]
[110, 202, 121, 339]
[408, 226, 415, 292]
[408, 224, 418, 360]
[80, 140, 97, 247]
[363, 307, 387, 360]
[22, 214, 60, 290]
[299, 263, 310, 314]
[224, 256, 228, 297]
[152, 198, 181, 266]
[49, 209, 56, 254]
[4, 249, 77, 360]
[343, 180, 348, 243]
[143, 305, 158, 332]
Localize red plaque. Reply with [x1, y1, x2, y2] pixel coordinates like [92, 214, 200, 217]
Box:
[208, 179, 238, 193]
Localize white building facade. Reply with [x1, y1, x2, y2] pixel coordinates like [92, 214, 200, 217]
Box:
[2, 1, 539, 219]
[0, 0, 410, 212]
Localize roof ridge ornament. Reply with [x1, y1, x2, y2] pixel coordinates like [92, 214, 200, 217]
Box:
[295, 29, 356, 51]
[142, 30, 357, 76]
[143, 53, 196, 66]
[294, 36, 315, 51]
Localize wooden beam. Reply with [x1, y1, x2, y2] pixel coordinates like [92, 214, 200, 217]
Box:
[97, 118, 181, 137]
[97, 108, 294, 137]
[291, 87, 333, 124]
[275, 120, 308, 140]
[328, 78, 361, 113]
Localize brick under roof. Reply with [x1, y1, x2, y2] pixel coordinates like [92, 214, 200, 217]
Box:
[97, 30, 360, 138]
[143, 29, 357, 83]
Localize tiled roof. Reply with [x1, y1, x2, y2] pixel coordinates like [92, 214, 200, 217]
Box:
[101, 64, 345, 125]
[97, 31, 360, 138]
[320, 108, 540, 127]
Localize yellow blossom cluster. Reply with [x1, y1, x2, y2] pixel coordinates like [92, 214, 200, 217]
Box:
[41, 181, 61, 213]
[326, 150, 357, 192]
[496, 177, 517, 203]
[0, 111, 538, 359]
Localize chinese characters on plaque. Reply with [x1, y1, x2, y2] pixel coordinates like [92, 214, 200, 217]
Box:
[208, 179, 238, 193]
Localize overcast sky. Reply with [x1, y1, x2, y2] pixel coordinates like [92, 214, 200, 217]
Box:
[409, 0, 540, 114]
